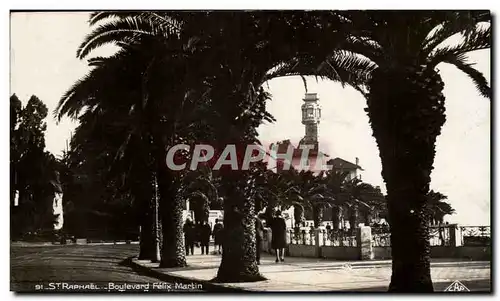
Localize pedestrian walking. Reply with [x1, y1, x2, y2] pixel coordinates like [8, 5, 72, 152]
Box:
[183, 219, 195, 256]
[212, 219, 223, 254]
[255, 214, 264, 265]
[200, 220, 212, 255]
[326, 223, 332, 241]
[270, 210, 287, 263]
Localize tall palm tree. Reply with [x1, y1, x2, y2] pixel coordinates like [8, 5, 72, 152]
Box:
[342, 178, 385, 229]
[181, 164, 219, 223]
[56, 45, 163, 261]
[66, 12, 218, 268]
[255, 168, 301, 222]
[201, 11, 374, 281]
[426, 190, 455, 225]
[335, 11, 491, 292]
[323, 170, 351, 230]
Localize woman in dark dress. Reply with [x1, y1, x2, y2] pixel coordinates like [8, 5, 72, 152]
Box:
[271, 210, 287, 263]
[212, 219, 224, 254]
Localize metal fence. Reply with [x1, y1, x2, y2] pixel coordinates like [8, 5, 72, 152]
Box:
[371, 225, 453, 247]
[286, 228, 357, 247]
[280, 224, 491, 248]
[460, 226, 491, 246]
[287, 228, 317, 246]
[371, 225, 491, 247]
[371, 224, 391, 247]
[322, 229, 357, 247]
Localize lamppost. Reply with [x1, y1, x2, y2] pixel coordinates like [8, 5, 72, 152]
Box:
[152, 173, 161, 262]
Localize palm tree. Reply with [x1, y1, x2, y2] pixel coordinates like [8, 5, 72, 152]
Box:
[255, 168, 302, 223]
[181, 164, 219, 223]
[56, 45, 163, 261]
[63, 12, 218, 268]
[426, 190, 455, 225]
[335, 11, 491, 292]
[342, 178, 386, 229]
[323, 170, 350, 230]
[299, 171, 335, 228]
[203, 13, 367, 281]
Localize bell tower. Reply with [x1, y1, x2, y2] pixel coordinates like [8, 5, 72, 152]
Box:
[300, 93, 321, 150]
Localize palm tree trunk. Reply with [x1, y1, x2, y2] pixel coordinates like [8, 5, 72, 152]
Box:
[294, 205, 305, 227]
[333, 206, 343, 231]
[363, 210, 371, 226]
[215, 173, 265, 282]
[313, 206, 323, 228]
[156, 149, 186, 268]
[348, 207, 358, 233]
[366, 66, 446, 292]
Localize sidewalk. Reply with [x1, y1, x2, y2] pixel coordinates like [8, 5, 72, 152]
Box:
[129, 253, 491, 292]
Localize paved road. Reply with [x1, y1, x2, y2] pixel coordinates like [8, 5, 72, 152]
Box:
[11, 244, 490, 293]
[11, 244, 202, 292]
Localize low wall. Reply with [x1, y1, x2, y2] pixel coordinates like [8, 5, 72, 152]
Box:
[458, 246, 491, 260]
[321, 246, 359, 260]
[373, 246, 392, 259]
[431, 246, 491, 261]
[263, 226, 490, 261]
[372, 246, 491, 261]
[288, 244, 318, 258]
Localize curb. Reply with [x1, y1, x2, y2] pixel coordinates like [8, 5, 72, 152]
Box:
[124, 257, 247, 292]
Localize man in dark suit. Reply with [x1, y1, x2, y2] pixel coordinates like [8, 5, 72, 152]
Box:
[200, 220, 212, 255]
[183, 219, 195, 256]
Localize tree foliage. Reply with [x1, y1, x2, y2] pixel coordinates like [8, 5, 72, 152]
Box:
[10, 94, 61, 239]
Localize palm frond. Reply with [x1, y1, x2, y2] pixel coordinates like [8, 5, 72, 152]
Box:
[421, 11, 491, 56]
[89, 11, 138, 25]
[77, 16, 167, 59]
[55, 72, 98, 121]
[264, 51, 376, 89]
[442, 55, 491, 98]
[428, 25, 491, 68]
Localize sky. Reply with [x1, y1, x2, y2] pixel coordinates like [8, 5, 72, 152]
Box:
[10, 12, 491, 226]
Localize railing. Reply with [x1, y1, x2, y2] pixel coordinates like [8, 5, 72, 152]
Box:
[323, 229, 357, 247]
[371, 224, 391, 247]
[286, 228, 357, 247]
[429, 225, 452, 246]
[460, 226, 491, 246]
[287, 228, 316, 245]
[283, 224, 491, 248]
[371, 224, 457, 247]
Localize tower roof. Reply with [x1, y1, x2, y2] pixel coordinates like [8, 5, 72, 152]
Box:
[327, 157, 364, 171]
[270, 140, 329, 159]
[303, 92, 319, 101]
